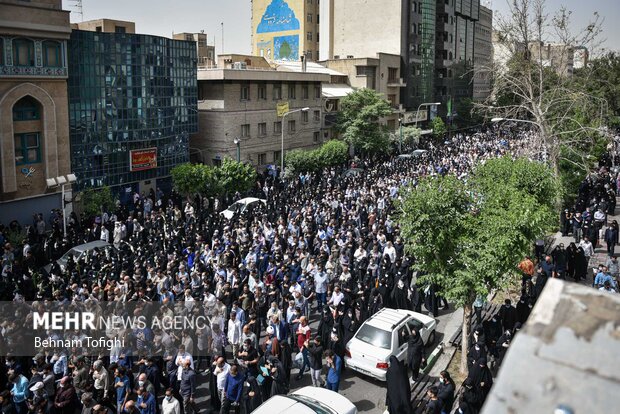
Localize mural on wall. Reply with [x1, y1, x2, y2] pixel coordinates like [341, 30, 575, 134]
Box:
[257, 0, 300, 33]
[273, 35, 299, 61]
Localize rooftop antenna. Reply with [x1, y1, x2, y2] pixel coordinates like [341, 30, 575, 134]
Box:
[68, 0, 83, 21]
[221, 22, 224, 54]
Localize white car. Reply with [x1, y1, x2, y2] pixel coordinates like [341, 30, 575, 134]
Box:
[252, 386, 357, 414]
[220, 197, 266, 219]
[345, 308, 437, 381]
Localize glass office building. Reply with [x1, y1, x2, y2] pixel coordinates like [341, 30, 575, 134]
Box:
[67, 30, 198, 191]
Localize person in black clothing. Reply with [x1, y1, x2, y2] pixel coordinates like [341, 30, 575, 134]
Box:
[437, 370, 455, 414]
[499, 299, 517, 332]
[406, 328, 426, 381]
[307, 336, 324, 388]
[241, 376, 262, 414]
[482, 315, 501, 358]
[496, 329, 512, 364]
[423, 386, 442, 414]
[515, 296, 530, 325]
[456, 379, 482, 414]
[385, 355, 412, 414]
[467, 358, 493, 403]
[466, 341, 487, 373]
[0, 391, 16, 414]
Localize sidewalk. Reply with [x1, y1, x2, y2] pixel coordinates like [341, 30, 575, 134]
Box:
[550, 198, 620, 286]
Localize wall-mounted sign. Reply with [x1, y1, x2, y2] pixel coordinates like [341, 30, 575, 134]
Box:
[21, 167, 35, 177]
[130, 148, 158, 172]
[403, 110, 428, 124]
[276, 101, 290, 117]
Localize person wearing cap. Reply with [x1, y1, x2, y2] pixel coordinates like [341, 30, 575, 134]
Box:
[54, 377, 76, 414]
[26, 382, 47, 414]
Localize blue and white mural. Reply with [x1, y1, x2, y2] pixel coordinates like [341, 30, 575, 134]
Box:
[273, 35, 299, 61]
[257, 0, 300, 33]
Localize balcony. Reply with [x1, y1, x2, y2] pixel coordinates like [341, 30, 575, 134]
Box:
[392, 103, 406, 114]
[387, 77, 407, 88]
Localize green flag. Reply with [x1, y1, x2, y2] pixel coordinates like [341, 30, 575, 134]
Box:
[447, 96, 452, 118]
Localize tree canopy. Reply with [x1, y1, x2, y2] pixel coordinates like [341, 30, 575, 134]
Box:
[171, 158, 256, 198]
[336, 88, 392, 155]
[397, 156, 559, 373]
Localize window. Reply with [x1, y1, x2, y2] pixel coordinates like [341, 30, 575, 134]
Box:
[302, 84, 309, 99]
[317, 14, 320, 24]
[115, 26, 126, 33]
[388, 67, 398, 82]
[288, 83, 296, 99]
[274, 150, 281, 163]
[14, 133, 41, 165]
[95, 26, 102, 32]
[273, 84, 282, 100]
[241, 124, 250, 138]
[307, 13, 313, 23]
[13, 38, 34, 66]
[13, 96, 40, 121]
[302, 111, 309, 123]
[354, 324, 391, 349]
[258, 153, 267, 165]
[314, 110, 321, 121]
[307, 32, 313, 41]
[258, 84, 267, 100]
[356, 65, 376, 77]
[288, 119, 296, 132]
[316, 33, 319, 43]
[258, 122, 267, 136]
[313, 131, 320, 143]
[274, 121, 282, 133]
[314, 84, 321, 99]
[240, 84, 250, 101]
[398, 326, 410, 348]
[42, 41, 61, 67]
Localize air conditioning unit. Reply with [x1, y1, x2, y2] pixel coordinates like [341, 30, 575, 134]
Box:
[232, 62, 247, 70]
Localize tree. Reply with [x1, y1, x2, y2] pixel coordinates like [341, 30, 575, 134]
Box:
[336, 88, 392, 155]
[318, 140, 349, 166]
[216, 158, 257, 195]
[171, 163, 219, 197]
[398, 126, 422, 148]
[285, 140, 349, 173]
[81, 186, 116, 218]
[397, 157, 559, 374]
[477, 0, 605, 184]
[431, 117, 447, 139]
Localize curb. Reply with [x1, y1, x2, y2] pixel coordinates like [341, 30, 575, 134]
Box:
[422, 341, 445, 375]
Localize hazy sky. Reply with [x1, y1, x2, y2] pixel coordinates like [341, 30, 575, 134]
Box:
[62, 0, 619, 53]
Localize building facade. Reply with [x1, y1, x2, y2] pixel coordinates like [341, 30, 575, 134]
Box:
[71, 18, 135, 34]
[251, 0, 320, 61]
[319, 0, 488, 114]
[173, 32, 216, 68]
[0, 0, 72, 223]
[67, 30, 198, 195]
[473, 5, 492, 101]
[321, 53, 405, 130]
[194, 56, 328, 167]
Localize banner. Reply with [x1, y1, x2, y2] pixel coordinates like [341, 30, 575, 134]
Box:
[130, 148, 157, 172]
[403, 110, 428, 124]
[276, 101, 290, 117]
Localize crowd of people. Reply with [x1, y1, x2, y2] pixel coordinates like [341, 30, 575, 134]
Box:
[0, 127, 574, 414]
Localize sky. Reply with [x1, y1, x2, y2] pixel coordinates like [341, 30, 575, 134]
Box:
[62, 0, 620, 54]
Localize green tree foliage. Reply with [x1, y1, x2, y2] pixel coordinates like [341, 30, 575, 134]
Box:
[336, 88, 392, 155]
[171, 163, 219, 197]
[431, 117, 447, 138]
[285, 140, 349, 173]
[574, 52, 620, 127]
[399, 126, 422, 147]
[82, 186, 116, 218]
[215, 158, 257, 195]
[397, 157, 559, 373]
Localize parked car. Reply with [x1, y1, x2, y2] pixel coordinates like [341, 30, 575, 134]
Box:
[220, 197, 267, 219]
[344, 307, 437, 381]
[43, 240, 114, 274]
[252, 386, 357, 414]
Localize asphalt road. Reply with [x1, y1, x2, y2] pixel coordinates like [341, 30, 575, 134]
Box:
[193, 305, 457, 413]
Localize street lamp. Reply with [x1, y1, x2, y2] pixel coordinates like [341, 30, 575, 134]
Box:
[233, 137, 241, 162]
[46, 173, 77, 238]
[281, 107, 310, 172]
[415, 102, 441, 128]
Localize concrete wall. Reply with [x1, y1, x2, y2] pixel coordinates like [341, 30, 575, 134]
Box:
[0, 192, 60, 228]
[331, 0, 403, 58]
[72, 19, 135, 34]
[193, 79, 323, 166]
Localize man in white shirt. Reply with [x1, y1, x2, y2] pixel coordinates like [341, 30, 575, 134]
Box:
[227, 311, 243, 358]
[175, 345, 193, 383]
[579, 236, 594, 266]
[161, 388, 181, 414]
[328, 285, 345, 309]
[213, 356, 230, 406]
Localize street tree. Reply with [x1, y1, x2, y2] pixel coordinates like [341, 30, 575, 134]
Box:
[477, 0, 605, 183]
[431, 117, 447, 139]
[397, 157, 558, 374]
[336, 88, 392, 155]
[171, 163, 219, 198]
[216, 158, 257, 196]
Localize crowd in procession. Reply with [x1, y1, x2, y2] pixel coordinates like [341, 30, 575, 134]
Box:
[0, 126, 611, 414]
